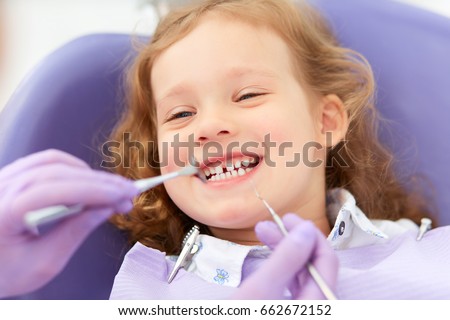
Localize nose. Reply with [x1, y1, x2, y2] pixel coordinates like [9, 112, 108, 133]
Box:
[194, 109, 238, 144]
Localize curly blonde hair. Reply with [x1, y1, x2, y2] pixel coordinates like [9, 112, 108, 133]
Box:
[109, 0, 433, 254]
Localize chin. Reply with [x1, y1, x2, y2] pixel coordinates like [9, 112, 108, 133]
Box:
[185, 202, 261, 229]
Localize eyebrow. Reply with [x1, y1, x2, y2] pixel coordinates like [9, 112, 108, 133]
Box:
[157, 66, 278, 106]
[225, 66, 279, 80]
[157, 84, 190, 104]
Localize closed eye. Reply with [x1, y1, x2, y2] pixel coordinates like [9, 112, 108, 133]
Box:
[236, 92, 265, 102]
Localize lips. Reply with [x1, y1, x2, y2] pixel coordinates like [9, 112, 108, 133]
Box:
[201, 155, 260, 182]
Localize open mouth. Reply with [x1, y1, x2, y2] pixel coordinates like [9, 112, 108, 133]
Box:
[203, 156, 261, 182]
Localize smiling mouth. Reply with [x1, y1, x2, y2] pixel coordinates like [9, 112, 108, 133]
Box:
[202, 156, 261, 182]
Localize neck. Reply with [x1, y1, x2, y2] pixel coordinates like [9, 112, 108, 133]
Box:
[290, 187, 330, 236]
[208, 200, 330, 246]
[208, 226, 262, 246]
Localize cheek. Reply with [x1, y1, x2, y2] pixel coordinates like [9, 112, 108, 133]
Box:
[158, 132, 176, 175]
[260, 118, 321, 170]
[157, 131, 193, 175]
[262, 120, 316, 152]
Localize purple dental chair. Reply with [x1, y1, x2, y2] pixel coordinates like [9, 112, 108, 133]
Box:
[0, 0, 449, 299]
[0, 34, 140, 299]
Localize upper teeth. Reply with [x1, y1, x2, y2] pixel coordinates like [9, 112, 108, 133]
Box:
[203, 158, 257, 181]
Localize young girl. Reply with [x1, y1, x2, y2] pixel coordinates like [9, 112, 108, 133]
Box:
[108, 0, 450, 299]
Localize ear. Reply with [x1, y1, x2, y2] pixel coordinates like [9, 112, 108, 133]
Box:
[316, 94, 348, 147]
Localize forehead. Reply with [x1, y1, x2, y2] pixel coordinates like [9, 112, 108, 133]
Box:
[151, 15, 296, 93]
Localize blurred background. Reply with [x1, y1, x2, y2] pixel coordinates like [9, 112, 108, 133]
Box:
[1, 0, 450, 111]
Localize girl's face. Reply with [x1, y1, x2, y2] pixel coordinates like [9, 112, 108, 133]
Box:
[152, 15, 327, 244]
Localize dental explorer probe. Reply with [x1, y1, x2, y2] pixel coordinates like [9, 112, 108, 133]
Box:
[24, 164, 206, 235]
[252, 183, 337, 300]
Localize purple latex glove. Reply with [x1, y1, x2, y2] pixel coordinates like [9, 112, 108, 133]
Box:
[0, 149, 138, 298]
[232, 213, 338, 299]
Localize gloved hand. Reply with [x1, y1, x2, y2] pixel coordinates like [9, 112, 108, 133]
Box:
[232, 213, 338, 299]
[0, 149, 138, 298]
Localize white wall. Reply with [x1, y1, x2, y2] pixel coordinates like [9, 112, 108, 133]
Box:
[1, 0, 450, 111]
[396, 0, 450, 17]
[0, 0, 159, 111]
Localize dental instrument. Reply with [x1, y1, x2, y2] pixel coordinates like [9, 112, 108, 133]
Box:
[252, 182, 338, 300]
[24, 164, 205, 235]
[167, 225, 200, 283]
[416, 217, 432, 241]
